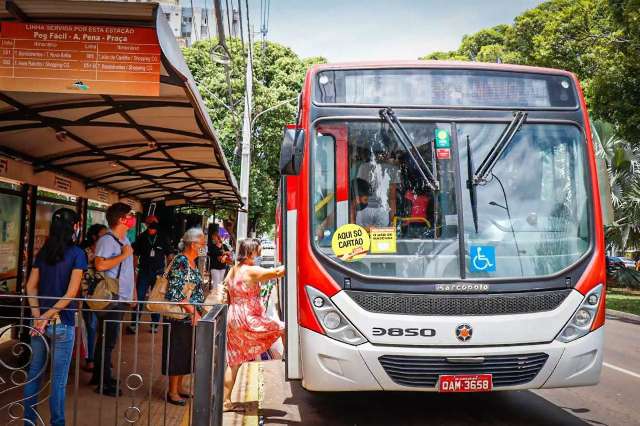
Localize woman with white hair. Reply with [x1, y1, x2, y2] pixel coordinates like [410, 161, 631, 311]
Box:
[162, 227, 206, 406]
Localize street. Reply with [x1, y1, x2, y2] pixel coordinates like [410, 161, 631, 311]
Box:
[247, 315, 640, 426]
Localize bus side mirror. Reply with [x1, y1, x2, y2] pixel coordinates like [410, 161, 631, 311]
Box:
[279, 127, 305, 175]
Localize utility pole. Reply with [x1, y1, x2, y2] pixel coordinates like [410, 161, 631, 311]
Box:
[236, 29, 252, 242]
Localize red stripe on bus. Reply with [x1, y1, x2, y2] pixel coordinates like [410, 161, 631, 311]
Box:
[573, 75, 606, 331]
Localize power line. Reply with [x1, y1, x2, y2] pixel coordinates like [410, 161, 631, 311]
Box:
[225, 0, 231, 40]
[260, 0, 270, 46]
[245, 0, 252, 59]
[237, 0, 245, 49]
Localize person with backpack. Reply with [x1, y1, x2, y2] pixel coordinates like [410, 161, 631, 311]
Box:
[89, 202, 136, 397]
[24, 208, 88, 425]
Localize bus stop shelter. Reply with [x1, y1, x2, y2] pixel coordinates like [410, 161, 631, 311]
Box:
[0, 0, 240, 292]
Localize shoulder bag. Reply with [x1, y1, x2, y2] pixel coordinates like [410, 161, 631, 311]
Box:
[86, 234, 122, 311]
[147, 256, 190, 320]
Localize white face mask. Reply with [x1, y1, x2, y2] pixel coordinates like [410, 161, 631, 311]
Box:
[73, 228, 81, 243]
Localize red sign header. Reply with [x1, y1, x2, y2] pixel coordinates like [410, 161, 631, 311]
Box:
[0, 22, 161, 96]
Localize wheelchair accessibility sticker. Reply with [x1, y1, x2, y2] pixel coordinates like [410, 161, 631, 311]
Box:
[469, 246, 496, 273]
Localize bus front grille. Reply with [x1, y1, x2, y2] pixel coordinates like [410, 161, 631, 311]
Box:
[345, 289, 571, 316]
[379, 353, 549, 388]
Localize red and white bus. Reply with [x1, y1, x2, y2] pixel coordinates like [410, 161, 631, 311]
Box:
[277, 62, 605, 393]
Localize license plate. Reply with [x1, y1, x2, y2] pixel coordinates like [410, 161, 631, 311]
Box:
[438, 374, 493, 392]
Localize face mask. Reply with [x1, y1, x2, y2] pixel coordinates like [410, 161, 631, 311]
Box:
[357, 202, 368, 211]
[147, 227, 158, 235]
[73, 228, 81, 242]
[123, 216, 136, 229]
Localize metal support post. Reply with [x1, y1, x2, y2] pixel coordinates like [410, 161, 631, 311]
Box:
[236, 39, 252, 243]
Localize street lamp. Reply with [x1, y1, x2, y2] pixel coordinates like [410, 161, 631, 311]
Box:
[250, 96, 297, 131]
[233, 96, 297, 157]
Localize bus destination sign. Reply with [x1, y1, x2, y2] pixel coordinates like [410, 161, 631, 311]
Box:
[0, 22, 161, 96]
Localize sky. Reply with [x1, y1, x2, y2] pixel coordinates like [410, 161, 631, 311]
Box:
[184, 0, 547, 62]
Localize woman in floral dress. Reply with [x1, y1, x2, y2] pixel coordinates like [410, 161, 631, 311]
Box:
[162, 228, 206, 406]
[224, 239, 285, 411]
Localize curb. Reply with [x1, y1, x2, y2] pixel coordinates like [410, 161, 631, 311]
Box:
[242, 362, 261, 426]
[606, 308, 640, 322]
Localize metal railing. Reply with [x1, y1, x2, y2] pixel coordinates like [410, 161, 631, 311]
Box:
[0, 294, 227, 426]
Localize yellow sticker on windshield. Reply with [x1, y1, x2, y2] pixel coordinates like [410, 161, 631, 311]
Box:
[370, 227, 397, 254]
[332, 224, 370, 262]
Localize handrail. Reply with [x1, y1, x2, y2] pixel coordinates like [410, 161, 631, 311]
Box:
[0, 293, 228, 426]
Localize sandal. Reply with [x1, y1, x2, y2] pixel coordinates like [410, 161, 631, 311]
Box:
[166, 394, 186, 406]
[223, 401, 246, 412]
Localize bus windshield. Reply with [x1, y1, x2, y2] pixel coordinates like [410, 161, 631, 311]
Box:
[311, 120, 591, 280]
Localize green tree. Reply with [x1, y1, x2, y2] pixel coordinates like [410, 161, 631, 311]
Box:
[590, 0, 640, 142]
[419, 50, 468, 61]
[182, 39, 325, 234]
[459, 25, 509, 60]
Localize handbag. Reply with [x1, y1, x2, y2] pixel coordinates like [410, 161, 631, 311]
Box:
[86, 234, 122, 311]
[147, 256, 189, 320]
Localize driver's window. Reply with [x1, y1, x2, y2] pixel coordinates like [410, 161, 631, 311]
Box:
[312, 134, 336, 247]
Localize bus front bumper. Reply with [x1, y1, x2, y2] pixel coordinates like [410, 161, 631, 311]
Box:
[299, 326, 603, 392]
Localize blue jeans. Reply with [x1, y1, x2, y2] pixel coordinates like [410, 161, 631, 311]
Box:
[24, 324, 75, 426]
[132, 269, 161, 325]
[82, 308, 97, 362]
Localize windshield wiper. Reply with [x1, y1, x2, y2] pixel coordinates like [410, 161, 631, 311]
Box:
[466, 135, 479, 233]
[379, 107, 439, 191]
[466, 111, 527, 233]
[471, 111, 527, 186]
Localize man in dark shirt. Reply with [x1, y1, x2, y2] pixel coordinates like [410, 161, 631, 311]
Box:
[129, 215, 170, 333]
[208, 223, 231, 290]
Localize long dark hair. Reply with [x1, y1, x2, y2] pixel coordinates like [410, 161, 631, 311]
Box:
[37, 208, 79, 265]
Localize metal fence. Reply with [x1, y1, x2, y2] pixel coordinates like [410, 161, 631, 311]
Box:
[0, 295, 227, 426]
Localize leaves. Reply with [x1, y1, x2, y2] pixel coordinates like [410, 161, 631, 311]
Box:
[182, 38, 326, 235]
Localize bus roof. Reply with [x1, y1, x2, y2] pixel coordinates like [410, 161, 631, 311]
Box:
[309, 61, 575, 79]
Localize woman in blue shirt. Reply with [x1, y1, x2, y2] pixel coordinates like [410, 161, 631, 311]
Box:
[24, 208, 87, 426]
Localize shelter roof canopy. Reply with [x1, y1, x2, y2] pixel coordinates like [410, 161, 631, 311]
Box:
[0, 0, 240, 207]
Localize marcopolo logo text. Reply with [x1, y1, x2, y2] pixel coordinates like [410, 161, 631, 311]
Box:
[435, 283, 489, 292]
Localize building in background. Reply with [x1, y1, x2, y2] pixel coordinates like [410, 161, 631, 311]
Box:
[98, 0, 216, 47]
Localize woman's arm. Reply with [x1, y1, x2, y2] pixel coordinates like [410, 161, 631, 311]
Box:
[247, 265, 285, 283]
[26, 268, 41, 319]
[40, 269, 83, 320]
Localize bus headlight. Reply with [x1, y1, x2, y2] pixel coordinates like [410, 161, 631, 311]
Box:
[306, 286, 367, 346]
[556, 284, 603, 343]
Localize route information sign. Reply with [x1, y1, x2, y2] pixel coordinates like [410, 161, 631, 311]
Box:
[0, 22, 160, 96]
